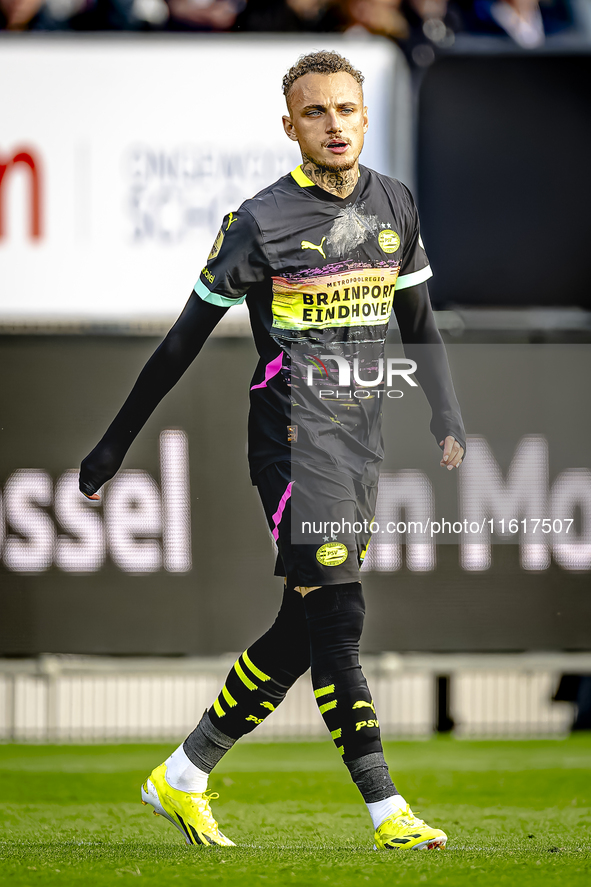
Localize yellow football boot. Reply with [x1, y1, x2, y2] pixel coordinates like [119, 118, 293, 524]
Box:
[141, 762, 235, 847]
[374, 804, 447, 850]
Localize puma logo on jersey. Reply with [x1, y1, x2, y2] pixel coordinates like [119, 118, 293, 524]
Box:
[226, 212, 238, 230]
[301, 236, 326, 259]
[352, 700, 376, 714]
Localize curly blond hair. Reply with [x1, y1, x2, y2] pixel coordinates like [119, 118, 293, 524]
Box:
[282, 50, 364, 104]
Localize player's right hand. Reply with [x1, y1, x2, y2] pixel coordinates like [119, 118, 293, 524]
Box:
[79, 440, 124, 501]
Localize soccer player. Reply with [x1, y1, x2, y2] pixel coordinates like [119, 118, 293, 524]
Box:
[79, 50, 465, 851]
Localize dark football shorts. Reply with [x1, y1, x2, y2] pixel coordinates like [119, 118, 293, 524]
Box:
[255, 461, 378, 588]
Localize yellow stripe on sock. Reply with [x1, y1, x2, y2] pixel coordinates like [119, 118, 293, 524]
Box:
[242, 650, 270, 682]
[336, 745, 345, 756]
[330, 728, 342, 740]
[222, 685, 237, 708]
[314, 684, 335, 699]
[319, 699, 337, 715]
[213, 697, 225, 718]
[234, 659, 257, 691]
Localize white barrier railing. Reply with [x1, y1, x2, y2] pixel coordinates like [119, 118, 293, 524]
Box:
[1, 652, 588, 742]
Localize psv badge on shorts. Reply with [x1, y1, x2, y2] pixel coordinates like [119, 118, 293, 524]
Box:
[316, 542, 349, 567]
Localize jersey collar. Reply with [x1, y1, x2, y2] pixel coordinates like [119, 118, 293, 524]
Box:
[291, 165, 316, 188]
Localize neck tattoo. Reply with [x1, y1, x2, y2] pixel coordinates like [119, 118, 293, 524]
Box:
[301, 155, 358, 198]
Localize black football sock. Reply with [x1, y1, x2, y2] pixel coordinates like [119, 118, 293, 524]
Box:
[303, 583, 398, 803]
[184, 586, 310, 771]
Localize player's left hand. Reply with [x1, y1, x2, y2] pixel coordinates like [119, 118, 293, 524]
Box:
[439, 436, 464, 470]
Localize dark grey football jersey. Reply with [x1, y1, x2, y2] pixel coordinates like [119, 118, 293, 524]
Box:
[195, 164, 432, 484]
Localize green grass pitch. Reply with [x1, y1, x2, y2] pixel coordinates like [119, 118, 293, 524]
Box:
[0, 736, 590, 885]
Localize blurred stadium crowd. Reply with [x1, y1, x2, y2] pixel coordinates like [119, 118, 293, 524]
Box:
[2, 0, 590, 67]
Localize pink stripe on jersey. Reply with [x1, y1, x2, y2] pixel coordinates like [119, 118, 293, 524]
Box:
[250, 352, 283, 390]
[271, 481, 292, 541]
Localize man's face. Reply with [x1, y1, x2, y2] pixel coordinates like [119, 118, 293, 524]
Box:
[282, 72, 368, 171]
